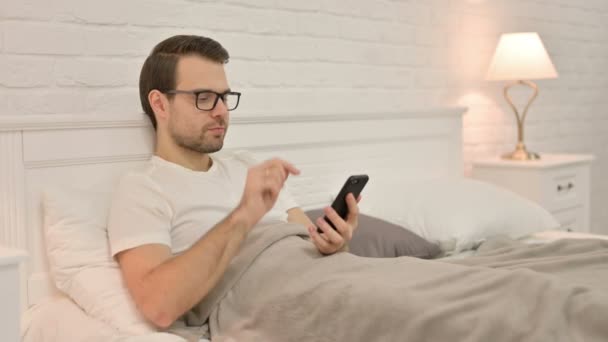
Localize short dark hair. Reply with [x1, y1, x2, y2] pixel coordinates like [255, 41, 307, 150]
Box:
[139, 35, 230, 130]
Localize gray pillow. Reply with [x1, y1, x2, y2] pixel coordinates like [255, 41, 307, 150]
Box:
[304, 209, 441, 259]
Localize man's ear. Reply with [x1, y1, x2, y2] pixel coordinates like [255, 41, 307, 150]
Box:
[148, 90, 170, 126]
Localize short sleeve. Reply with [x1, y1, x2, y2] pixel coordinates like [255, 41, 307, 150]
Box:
[107, 172, 173, 258]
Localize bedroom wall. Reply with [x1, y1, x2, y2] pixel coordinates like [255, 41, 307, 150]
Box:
[1, 0, 607, 233]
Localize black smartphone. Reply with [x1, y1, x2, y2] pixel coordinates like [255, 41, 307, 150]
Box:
[317, 174, 369, 233]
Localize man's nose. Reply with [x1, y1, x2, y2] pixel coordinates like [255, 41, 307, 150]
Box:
[210, 97, 229, 118]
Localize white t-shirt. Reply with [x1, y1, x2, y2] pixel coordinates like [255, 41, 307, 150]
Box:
[107, 151, 298, 257]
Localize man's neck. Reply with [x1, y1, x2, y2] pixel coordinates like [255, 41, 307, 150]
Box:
[155, 144, 213, 172]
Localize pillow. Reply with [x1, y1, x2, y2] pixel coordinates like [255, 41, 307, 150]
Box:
[42, 186, 156, 335]
[360, 178, 560, 253]
[305, 209, 441, 259]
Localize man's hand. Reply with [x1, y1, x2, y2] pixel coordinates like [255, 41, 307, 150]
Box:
[236, 158, 300, 228]
[307, 193, 361, 255]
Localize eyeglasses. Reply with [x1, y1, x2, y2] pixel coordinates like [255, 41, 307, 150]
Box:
[163, 89, 241, 111]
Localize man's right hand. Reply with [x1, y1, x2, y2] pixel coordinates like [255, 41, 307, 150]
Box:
[236, 158, 300, 228]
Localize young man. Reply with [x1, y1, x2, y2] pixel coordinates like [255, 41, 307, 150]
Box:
[109, 35, 608, 342]
[107, 35, 361, 329]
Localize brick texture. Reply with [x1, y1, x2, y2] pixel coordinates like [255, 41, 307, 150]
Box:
[1, 0, 607, 232]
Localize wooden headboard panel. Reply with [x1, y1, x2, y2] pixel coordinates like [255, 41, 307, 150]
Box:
[0, 108, 465, 313]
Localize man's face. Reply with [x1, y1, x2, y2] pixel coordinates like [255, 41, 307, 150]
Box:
[165, 55, 230, 154]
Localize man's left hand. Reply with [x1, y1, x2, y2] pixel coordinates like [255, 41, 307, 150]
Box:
[307, 193, 361, 255]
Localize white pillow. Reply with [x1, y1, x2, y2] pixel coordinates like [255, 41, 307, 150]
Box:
[360, 178, 560, 253]
[42, 186, 156, 335]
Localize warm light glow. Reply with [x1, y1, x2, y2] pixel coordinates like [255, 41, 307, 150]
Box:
[486, 32, 558, 81]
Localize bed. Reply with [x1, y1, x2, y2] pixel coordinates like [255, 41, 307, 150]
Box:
[1, 108, 606, 341]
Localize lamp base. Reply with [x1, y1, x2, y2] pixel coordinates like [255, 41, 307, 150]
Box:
[502, 143, 540, 161]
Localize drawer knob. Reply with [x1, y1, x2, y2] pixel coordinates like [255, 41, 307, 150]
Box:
[557, 183, 575, 192]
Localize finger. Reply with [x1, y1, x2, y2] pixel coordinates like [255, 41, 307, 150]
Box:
[316, 216, 344, 246]
[278, 159, 300, 176]
[345, 193, 360, 221]
[357, 194, 362, 203]
[268, 161, 287, 183]
[324, 207, 352, 242]
[265, 175, 283, 196]
[334, 221, 353, 243]
[323, 206, 346, 229]
[268, 171, 284, 189]
[308, 226, 332, 254]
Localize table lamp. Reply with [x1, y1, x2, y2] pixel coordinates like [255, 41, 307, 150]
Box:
[486, 32, 558, 160]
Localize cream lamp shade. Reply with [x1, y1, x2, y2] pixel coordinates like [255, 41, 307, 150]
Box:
[485, 32, 558, 161]
[486, 32, 558, 81]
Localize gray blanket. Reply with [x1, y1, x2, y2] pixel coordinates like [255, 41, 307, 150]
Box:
[181, 223, 608, 342]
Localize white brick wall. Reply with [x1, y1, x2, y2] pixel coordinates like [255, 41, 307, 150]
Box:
[1, 0, 607, 232]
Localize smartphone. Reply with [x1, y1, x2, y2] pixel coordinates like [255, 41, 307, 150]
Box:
[317, 174, 369, 233]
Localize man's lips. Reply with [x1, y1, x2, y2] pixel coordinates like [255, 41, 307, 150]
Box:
[208, 127, 225, 133]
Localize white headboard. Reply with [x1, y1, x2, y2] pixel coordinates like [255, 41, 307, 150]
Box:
[0, 108, 465, 313]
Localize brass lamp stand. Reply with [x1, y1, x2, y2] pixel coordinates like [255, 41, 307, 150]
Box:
[486, 32, 558, 161]
[502, 80, 540, 160]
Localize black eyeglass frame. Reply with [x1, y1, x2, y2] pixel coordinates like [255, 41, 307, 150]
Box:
[163, 89, 241, 111]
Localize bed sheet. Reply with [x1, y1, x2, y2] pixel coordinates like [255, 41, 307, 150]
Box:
[523, 229, 608, 243]
[21, 294, 210, 342]
[22, 231, 607, 342]
[437, 229, 608, 260]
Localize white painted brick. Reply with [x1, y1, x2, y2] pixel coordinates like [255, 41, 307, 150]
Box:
[0, 0, 59, 20]
[124, 1, 252, 33]
[221, 34, 311, 61]
[5, 89, 87, 115]
[238, 87, 422, 115]
[84, 88, 140, 115]
[415, 26, 448, 47]
[54, 0, 129, 25]
[320, 0, 387, 21]
[223, 0, 322, 12]
[224, 33, 414, 66]
[0, 55, 55, 87]
[269, 0, 322, 12]
[119, 0, 187, 27]
[386, 2, 433, 26]
[82, 27, 167, 57]
[4, 22, 86, 55]
[229, 60, 412, 88]
[415, 69, 448, 88]
[54, 58, 139, 87]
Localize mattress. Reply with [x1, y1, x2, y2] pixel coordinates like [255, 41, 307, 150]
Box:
[21, 294, 209, 342]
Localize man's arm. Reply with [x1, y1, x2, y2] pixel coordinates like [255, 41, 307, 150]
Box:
[116, 159, 300, 329]
[116, 209, 251, 329]
[287, 207, 314, 227]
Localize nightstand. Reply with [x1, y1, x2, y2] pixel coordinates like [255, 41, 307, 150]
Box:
[0, 246, 27, 342]
[472, 154, 595, 233]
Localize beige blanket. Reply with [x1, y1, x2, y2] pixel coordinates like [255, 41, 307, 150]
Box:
[182, 223, 608, 342]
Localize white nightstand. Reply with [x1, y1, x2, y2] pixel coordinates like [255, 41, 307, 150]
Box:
[472, 154, 595, 233]
[0, 246, 27, 342]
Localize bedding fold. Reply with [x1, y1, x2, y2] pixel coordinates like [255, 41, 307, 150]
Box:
[185, 223, 608, 341]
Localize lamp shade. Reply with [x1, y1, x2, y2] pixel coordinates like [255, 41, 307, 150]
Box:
[486, 32, 558, 81]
